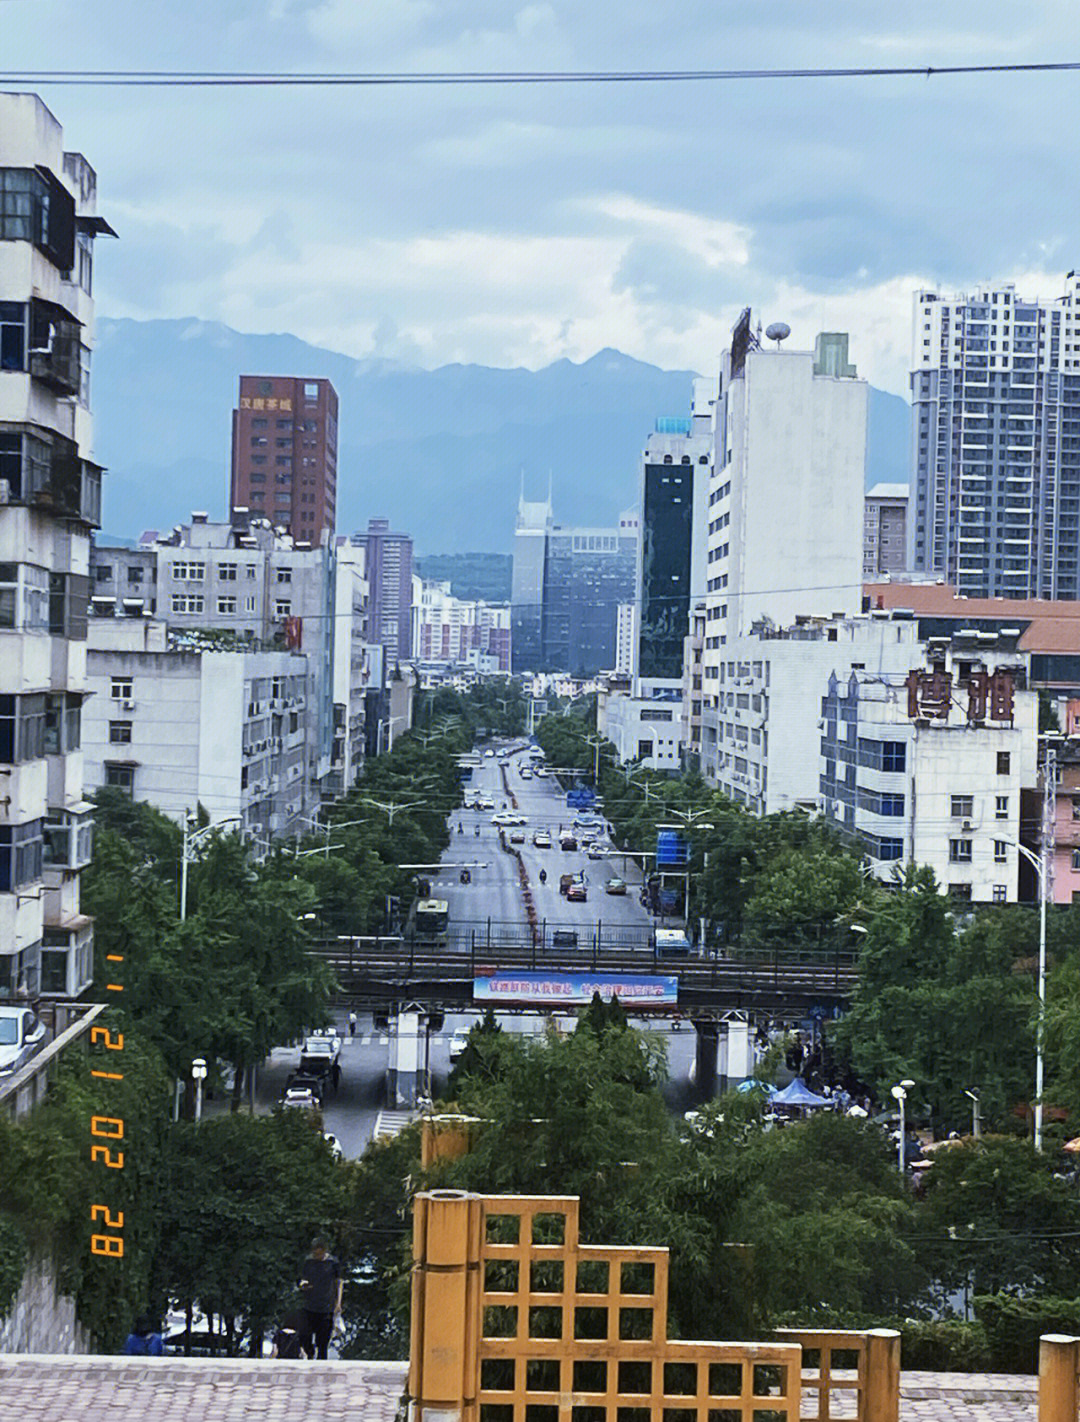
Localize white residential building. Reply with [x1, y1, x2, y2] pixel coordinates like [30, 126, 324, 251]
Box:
[413, 576, 511, 672]
[863, 482, 909, 578]
[91, 511, 336, 803]
[700, 613, 922, 813]
[821, 646, 1037, 902]
[0, 95, 113, 1000]
[614, 602, 637, 677]
[83, 619, 311, 841]
[330, 540, 370, 795]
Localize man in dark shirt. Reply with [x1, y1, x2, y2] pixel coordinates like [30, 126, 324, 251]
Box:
[297, 1237, 342, 1359]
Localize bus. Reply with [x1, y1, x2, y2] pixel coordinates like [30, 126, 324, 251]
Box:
[411, 898, 450, 947]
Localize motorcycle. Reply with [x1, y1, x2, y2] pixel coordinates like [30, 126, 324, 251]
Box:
[457, 823, 463, 834]
[460, 869, 471, 885]
[475, 825, 480, 837]
[538, 869, 547, 885]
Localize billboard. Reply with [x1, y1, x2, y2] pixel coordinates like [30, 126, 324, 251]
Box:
[474, 973, 678, 1008]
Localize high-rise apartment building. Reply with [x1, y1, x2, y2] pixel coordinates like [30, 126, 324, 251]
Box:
[909, 276, 1080, 598]
[511, 489, 552, 674]
[863, 483, 909, 577]
[0, 94, 113, 1000]
[230, 376, 338, 545]
[355, 517, 414, 664]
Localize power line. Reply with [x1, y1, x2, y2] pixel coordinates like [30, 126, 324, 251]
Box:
[2, 62, 1078, 87]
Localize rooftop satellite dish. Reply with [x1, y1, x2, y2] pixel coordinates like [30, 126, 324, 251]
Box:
[765, 321, 791, 347]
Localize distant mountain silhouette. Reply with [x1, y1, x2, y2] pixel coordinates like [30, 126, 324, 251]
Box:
[91, 318, 910, 554]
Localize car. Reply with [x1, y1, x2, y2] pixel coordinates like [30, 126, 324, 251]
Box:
[286, 1071, 326, 1101]
[559, 835, 578, 851]
[0, 1007, 47, 1076]
[605, 877, 627, 895]
[532, 831, 552, 848]
[587, 844, 605, 860]
[281, 1087, 321, 1110]
[479, 797, 495, 810]
[552, 929, 579, 948]
[566, 882, 588, 903]
[448, 1028, 470, 1062]
[520, 767, 533, 779]
[484, 749, 495, 757]
[509, 830, 525, 844]
[492, 812, 515, 825]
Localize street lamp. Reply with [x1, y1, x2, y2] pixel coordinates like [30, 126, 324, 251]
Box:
[890, 1078, 915, 1175]
[378, 715, 407, 754]
[964, 1088, 982, 1142]
[191, 1057, 208, 1123]
[1000, 838, 1049, 1151]
[180, 813, 242, 922]
[360, 796, 427, 826]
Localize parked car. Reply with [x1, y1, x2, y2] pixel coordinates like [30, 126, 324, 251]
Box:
[479, 797, 495, 810]
[559, 834, 578, 851]
[281, 1086, 321, 1111]
[566, 882, 588, 903]
[0, 1007, 47, 1076]
[533, 830, 552, 848]
[605, 877, 627, 895]
[520, 767, 533, 779]
[285, 1071, 325, 1102]
[509, 830, 526, 844]
[587, 844, 606, 860]
[552, 929, 579, 948]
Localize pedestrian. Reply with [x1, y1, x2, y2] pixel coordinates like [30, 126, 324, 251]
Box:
[297, 1237, 343, 1360]
[347, 1010, 357, 1039]
[123, 1313, 164, 1356]
[330, 1059, 342, 1093]
[270, 1310, 306, 1359]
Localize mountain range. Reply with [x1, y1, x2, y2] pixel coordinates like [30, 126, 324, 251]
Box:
[92, 318, 910, 555]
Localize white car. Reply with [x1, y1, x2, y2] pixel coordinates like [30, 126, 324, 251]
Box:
[479, 797, 495, 810]
[0, 1007, 46, 1076]
[484, 749, 495, 757]
[492, 812, 515, 826]
[533, 831, 552, 848]
[520, 768, 533, 780]
[281, 1087, 321, 1110]
[448, 1029, 470, 1062]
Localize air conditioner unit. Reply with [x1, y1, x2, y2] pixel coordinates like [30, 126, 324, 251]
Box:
[122, 700, 136, 711]
[961, 819, 975, 832]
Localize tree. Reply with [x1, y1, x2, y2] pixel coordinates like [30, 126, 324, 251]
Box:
[152, 1110, 348, 1354]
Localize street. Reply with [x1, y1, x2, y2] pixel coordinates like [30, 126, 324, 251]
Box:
[248, 742, 698, 1154]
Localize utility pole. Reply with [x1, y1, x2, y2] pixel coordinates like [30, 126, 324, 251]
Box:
[1035, 742, 1056, 1152]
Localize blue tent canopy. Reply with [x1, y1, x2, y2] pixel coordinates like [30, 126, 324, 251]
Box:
[772, 1079, 831, 1109]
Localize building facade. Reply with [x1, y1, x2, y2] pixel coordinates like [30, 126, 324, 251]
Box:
[510, 489, 551, 674]
[83, 619, 311, 842]
[230, 376, 338, 546]
[413, 577, 511, 673]
[91, 512, 337, 802]
[909, 276, 1080, 598]
[821, 650, 1037, 902]
[541, 513, 638, 677]
[863, 483, 909, 577]
[355, 516, 413, 665]
[0, 95, 112, 1000]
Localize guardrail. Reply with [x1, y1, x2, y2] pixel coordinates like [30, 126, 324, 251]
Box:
[0, 1000, 108, 1120]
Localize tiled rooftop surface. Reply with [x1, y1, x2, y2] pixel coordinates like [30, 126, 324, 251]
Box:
[0, 1357, 1040, 1420]
[0, 1355, 407, 1421]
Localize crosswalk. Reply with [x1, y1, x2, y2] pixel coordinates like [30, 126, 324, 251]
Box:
[373, 1110, 416, 1140]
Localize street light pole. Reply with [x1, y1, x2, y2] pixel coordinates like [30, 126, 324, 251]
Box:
[891, 1078, 915, 1175]
[180, 813, 241, 921]
[192, 1057, 207, 1123]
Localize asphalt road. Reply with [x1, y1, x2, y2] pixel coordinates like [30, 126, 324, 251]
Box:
[437, 747, 656, 946]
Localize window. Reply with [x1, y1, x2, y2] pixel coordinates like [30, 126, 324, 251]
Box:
[0, 693, 46, 763]
[171, 594, 205, 614]
[104, 763, 135, 796]
[996, 795, 1009, 820]
[994, 841, 1008, 863]
[0, 820, 44, 892]
[949, 839, 973, 864]
[218, 562, 237, 581]
[94, 564, 113, 583]
[0, 561, 48, 632]
[109, 721, 132, 745]
[244, 596, 256, 612]
[997, 751, 1011, 775]
[304, 382, 319, 400]
[992, 885, 1008, 904]
[217, 596, 237, 615]
[44, 693, 80, 754]
[172, 562, 206, 581]
[637, 740, 654, 760]
[950, 795, 974, 819]
[274, 600, 291, 618]
[276, 568, 292, 584]
[949, 883, 973, 901]
[245, 565, 257, 579]
[126, 565, 144, 585]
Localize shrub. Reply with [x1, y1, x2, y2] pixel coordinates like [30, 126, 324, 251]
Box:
[974, 1293, 1080, 1374]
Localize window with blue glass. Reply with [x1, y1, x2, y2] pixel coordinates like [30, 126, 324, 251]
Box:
[0, 820, 44, 891]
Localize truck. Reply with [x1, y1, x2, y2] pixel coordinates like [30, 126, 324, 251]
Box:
[654, 928, 694, 958]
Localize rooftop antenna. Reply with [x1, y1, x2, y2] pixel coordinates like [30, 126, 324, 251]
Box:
[765, 321, 792, 349]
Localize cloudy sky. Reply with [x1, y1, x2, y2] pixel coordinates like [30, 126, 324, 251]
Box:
[5, 1, 1077, 394]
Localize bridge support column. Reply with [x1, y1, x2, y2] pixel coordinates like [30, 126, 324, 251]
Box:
[718, 1016, 754, 1094]
[387, 1009, 422, 1108]
[693, 1021, 719, 1100]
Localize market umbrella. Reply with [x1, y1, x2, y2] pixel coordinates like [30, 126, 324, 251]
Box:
[772, 1079, 831, 1110]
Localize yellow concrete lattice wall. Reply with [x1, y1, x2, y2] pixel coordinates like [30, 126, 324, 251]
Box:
[410, 1189, 801, 1422]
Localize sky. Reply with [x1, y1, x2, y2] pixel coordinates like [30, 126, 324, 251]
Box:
[4, 1, 1077, 395]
